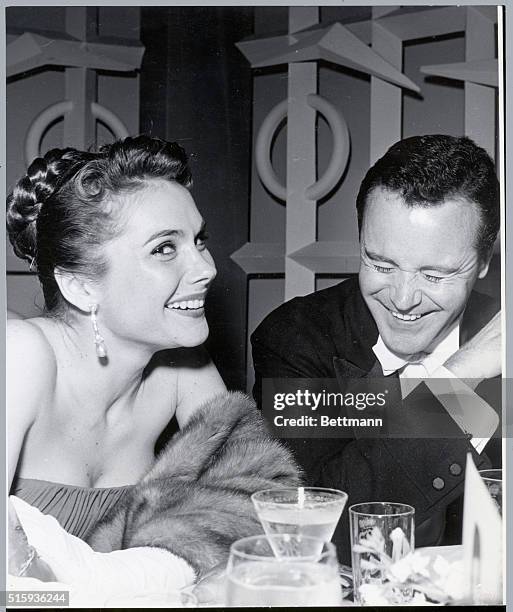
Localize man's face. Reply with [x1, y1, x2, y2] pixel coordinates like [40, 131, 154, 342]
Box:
[358, 187, 489, 358]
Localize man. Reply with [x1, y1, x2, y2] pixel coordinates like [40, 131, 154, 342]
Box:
[251, 135, 501, 563]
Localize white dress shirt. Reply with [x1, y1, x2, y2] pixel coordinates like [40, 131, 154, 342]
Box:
[372, 325, 498, 453]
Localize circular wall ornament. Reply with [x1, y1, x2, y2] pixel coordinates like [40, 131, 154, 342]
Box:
[255, 94, 351, 202]
[25, 101, 130, 164]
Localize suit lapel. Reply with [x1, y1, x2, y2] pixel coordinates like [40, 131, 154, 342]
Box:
[332, 281, 400, 439]
[332, 355, 368, 379]
[332, 354, 387, 379]
[333, 277, 379, 375]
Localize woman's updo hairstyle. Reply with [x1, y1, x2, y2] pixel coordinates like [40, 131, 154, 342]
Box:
[7, 135, 192, 313]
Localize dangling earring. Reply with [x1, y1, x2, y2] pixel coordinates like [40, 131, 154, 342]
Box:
[89, 304, 107, 359]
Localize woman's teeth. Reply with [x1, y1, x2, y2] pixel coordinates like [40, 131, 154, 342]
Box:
[391, 310, 423, 321]
[167, 299, 205, 310]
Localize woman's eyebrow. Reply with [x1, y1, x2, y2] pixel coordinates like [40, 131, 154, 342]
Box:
[144, 221, 206, 245]
[144, 229, 183, 245]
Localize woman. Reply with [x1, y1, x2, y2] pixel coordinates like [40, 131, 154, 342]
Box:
[7, 135, 300, 600]
[8, 136, 224, 528]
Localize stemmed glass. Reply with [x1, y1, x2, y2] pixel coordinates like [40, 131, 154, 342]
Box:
[225, 534, 342, 606]
[251, 487, 348, 543]
[251, 486, 352, 598]
[194, 487, 349, 606]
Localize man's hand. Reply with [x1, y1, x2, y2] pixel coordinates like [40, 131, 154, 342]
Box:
[444, 311, 501, 386]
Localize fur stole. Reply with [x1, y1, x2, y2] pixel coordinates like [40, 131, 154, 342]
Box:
[86, 391, 302, 577]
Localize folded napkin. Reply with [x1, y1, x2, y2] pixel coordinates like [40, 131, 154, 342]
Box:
[9, 496, 196, 607]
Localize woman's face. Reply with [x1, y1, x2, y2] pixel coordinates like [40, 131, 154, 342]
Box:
[95, 179, 216, 352]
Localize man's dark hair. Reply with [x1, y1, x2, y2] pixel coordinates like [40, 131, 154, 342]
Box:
[356, 134, 499, 260]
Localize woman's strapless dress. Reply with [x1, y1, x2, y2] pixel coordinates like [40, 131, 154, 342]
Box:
[10, 477, 134, 540]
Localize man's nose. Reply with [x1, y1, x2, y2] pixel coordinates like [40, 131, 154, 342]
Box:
[389, 273, 422, 311]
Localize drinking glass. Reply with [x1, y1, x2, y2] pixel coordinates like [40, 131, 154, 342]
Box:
[479, 469, 502, 516]
[349, 502, 415, 605]
[225, 534, 342, 606]
[251, 487, 348, 544]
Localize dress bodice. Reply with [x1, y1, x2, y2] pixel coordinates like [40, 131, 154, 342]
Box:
[10, 477, 133, 541]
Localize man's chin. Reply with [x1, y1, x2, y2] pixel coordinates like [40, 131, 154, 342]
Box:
[380, 332, 434, 359]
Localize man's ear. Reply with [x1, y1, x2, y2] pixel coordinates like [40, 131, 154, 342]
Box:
[54, 268, 98, 313]
[477, 253, 493, 279]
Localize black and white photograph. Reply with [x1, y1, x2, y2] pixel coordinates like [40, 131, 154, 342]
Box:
[4, 4, 505, 608]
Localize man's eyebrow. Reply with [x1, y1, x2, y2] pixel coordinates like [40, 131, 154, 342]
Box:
[420, 264, 458, 274]
[364, 249, 397, 265]
[365, 248, 459, 274]
[144, 229, 184, 245]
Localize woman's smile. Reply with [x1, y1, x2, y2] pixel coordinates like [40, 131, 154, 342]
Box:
[165, 293, 207, 318]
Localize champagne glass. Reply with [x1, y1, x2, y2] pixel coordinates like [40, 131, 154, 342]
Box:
[251, 487, 348, 545]
[225, 534, 342, 606]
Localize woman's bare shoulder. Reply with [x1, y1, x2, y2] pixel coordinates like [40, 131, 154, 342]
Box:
[174, 347, 226, 425]
[7, 318, 57, 382]
[144, 346, 226, 426]
[7, 319, 58, 487]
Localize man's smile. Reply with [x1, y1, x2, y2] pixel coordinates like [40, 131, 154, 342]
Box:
[377, 302, 437, 324]
[390, 310, 423, 321]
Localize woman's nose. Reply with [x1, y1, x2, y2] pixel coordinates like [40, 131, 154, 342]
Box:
[389, 273, 422, 311]
[184, 249, 217, 286]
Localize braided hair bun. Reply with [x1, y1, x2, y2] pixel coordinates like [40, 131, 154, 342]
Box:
[6, 135, 192, 313]
[7, 149, 93, 264]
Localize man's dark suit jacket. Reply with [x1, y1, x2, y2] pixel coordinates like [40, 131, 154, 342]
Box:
[251, 276, 500, 564]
